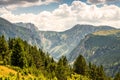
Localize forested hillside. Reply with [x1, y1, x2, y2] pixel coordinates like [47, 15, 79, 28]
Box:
[1, 35, 119, 80]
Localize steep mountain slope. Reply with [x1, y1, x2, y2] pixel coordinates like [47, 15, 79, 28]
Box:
[69, 29, 120, 76]
[0, 17, 115, 61]
[38, 25, 115, 60]
[0, 17, 41, 47]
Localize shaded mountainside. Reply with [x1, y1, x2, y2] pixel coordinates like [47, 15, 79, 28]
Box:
[0, 17, 115, 61]
[69, 29, 120, 76]
[0, 17, 41, 48]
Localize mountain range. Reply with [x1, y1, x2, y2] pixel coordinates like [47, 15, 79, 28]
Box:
[0, 17, 114, 60]
[0, 17, 120, 76]
[38, 25, 115, 60]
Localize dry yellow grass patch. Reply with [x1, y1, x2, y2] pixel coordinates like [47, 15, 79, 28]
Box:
[0, 65, 46, 79]
[93, 30, 120, 36]
[0, 65, 17, 77]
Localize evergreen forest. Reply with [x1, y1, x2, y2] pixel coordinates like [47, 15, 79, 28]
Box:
[0, 35, 120, 80]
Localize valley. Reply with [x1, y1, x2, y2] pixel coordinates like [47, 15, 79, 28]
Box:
[0, 17, 120, 79]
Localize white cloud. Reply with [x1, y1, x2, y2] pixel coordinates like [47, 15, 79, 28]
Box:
[0, 7, 11, 14]
[0, 1, 120, 31]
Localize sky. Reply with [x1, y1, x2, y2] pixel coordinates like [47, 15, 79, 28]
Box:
[0, 0, 120, 31]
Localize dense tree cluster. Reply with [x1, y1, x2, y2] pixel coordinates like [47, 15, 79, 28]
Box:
[0, 35, 119, 80]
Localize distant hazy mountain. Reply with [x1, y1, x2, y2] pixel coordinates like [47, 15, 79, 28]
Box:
[15, 22, 38, 31]
[69, 29, 120, 76]
[0, 17, 115, 61]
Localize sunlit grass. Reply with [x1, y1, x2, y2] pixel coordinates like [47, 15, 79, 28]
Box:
[93, 30, 120, 36]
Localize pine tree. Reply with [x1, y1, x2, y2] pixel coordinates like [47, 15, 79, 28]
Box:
[56, 56, 70, 80]
[89, 63, 98, 80]
[0, 35, 10, 65]
[73, 55, 88, 76]
[114, 72, 120, 80]
[11, 38, 27, 68]
[89, 63, 107, 80]
[30, 46, 43, 69]
[96, 65, 106, 80]
[0, 35, 8, 60]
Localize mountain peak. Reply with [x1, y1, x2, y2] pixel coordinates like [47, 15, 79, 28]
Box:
[0, 17, 12, 25]
[15, 22, 38, 31]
